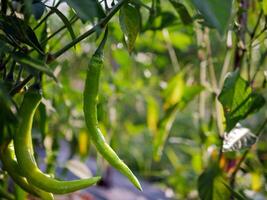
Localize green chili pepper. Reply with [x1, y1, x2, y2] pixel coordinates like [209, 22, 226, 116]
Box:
[0, 143, 54, 200]
[13, 89, 101, 194]
[83, 28, 142, 191]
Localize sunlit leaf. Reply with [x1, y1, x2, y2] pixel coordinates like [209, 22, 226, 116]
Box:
[263, 0, 267, 15]
[223, 124, 257, 152]
[218, 70, 265, 132]
[78, 130, 90, 158]
[119, 3, 141, 52]
[191, 0, 232, 35]
[146, 96, 159, 134]
[163, 72, 185, 110]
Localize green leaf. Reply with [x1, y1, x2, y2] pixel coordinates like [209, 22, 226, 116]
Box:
[146, 96, 159, 133]
[32, 1, 46, 20]
[163, 72, 185, 110]
[119, 3, 141, 52]
[63, 0, 105, 22]
[153, 72, 203, 160]
[191, 0, 232, 35]
[263, 0, 267, 15]
[0, 15, 44, 54]
[48, 6, 76, 42]
[0, 39, 12, 54]
[151, 12, 177, 30]
[11, 52, 57, 81]
[169, 0, 193, 25]
[218, 71, 265, 132]
[178, 85, 204, 110]
[198, 164, 230, 200]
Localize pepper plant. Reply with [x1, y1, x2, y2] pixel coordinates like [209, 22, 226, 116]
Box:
[0, 0, 267, 200]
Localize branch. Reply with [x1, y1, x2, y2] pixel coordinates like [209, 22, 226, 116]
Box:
[52, 0, 128, 59]
[234, 0, 249, 70]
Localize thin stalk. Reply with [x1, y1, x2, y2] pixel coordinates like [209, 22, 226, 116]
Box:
[9, 75, 33, 96]
[219, 50, 232, 87]
[162, 29, 180, 72]
[33, 1, 61, 30]
[52, 0, 128, 59]
[41, 16, 78, 46]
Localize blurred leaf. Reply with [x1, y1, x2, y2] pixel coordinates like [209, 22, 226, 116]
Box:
[11, 52, 57, 81]
[146, 96, 159, 134]
[223, 124, 257, 152]
[263, 0, 267, 15]
[64, 0, 105, 22]
[48, 6, 76, 42]
[223, 182, 249, 200]
[65, 159, 92, 179]
[179, 85, 204, 110]
[198, 164, 230, 200]
[78, 130, 90, 158]
[119, 3, 141, 52]
[0, 81, 17, 124]
[191, 0, 232, 35]
[169, 0, 193, 25]
[0, 186, 15, 200]
[15, 184, 27, 200]
[150, 12, 177, 30]
[39, 21, 48, 50]
[163, 72, 185, 110]
[154, 74, 202, 160]
[218, 71, 265, 132]
[0, 39, 12, 54]
[251, 172, 262, 192]
[32, 1, 46, 20]
[0, 15, 43, 54]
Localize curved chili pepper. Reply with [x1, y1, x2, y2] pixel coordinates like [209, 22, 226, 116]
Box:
[13, 89, 101, 194]
[83, 28, 142, 191]
[0, 143, 54, 200]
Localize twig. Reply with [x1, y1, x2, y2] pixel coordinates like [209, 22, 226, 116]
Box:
[234, 0, 249, 70]
[9, 74, 33, 96]
[52, 0, 128, 59]
[162, 29, 180, 72]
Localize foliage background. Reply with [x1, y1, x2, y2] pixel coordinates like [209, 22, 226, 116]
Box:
[1, 0, 267, 199]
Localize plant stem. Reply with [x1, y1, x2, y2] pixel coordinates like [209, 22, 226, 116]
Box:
[52, 0, 128, 59]
[162, 29, 180, 72]
[33, 1, 61, 30]
[41, 16, 79, 46]
[9, 75, 33, 96]
[234, 0, 249, 70]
